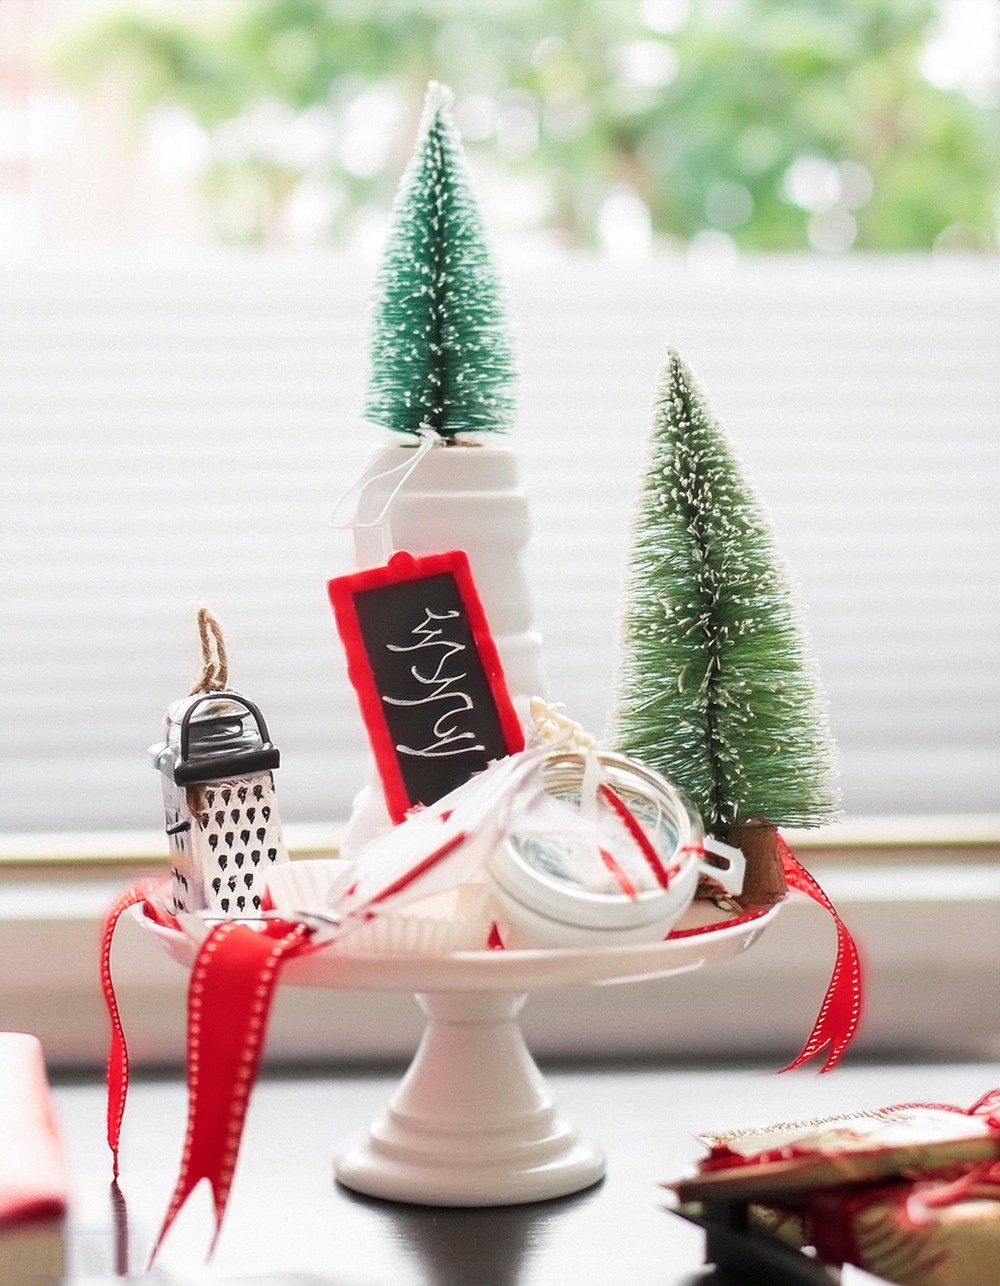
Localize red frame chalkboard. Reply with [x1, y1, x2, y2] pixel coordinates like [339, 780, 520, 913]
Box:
[328, 550, 525, 823]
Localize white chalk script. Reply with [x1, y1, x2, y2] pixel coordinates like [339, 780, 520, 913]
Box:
[384, 608, 486, 759]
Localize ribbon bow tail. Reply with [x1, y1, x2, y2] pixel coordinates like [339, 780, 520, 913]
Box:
[777, 834, 865, 1073]
[147, 919, 313, 1267]
[101, 878, 176, 1177]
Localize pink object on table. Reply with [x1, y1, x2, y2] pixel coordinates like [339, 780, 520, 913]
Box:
[0, 1032, 69, 1225]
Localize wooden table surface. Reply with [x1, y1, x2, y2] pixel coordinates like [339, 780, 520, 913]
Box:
[54, 1059, 994, 1285]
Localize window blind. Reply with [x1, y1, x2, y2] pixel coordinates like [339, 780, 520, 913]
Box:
[1, 253, 997, 832]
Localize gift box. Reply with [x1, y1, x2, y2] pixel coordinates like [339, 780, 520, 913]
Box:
[774, 1178, 1000, 1286]
[672, 1093, 1000, 1286]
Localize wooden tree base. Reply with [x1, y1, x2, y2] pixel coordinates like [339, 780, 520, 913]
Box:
[718, 820, 786, 908]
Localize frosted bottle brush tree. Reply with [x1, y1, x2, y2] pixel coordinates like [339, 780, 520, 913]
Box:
[365, 82, 516, 441]
[611, 349, 839, 868]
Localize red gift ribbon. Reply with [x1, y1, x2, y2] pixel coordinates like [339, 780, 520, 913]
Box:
[776, 834, 864, 1073]
[101, 882, 315, 1263]
[100, 878, 179, 1178]
[666, 835, 864, 1072]
[147, 917, 314, 1264]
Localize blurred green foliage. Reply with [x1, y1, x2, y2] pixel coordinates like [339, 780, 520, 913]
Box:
[57, 0, 999, 251]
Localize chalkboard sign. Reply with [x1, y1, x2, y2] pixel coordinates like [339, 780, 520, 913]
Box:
[328, 550, 525, 822]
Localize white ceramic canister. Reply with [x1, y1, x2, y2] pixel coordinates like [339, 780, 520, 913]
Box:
[340, 439, 547, 855]
[351, 441, 545, 700]
[486, 752, 745, 950]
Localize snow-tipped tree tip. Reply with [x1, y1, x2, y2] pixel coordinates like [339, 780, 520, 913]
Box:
[659, 346, 689, 378]
[419, 81, 456, 132]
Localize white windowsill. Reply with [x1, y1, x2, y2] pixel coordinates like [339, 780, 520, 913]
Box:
[0, 822, 344, 864]
[2, 812, 997, 863]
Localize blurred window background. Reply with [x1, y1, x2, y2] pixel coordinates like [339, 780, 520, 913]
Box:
[1, 0, 998, 256]
[1, 0, 998, 839]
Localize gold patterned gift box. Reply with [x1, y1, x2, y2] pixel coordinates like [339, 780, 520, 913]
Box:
[749, 1174, 1000, 1286]
[672, 1093, 1000, 1286]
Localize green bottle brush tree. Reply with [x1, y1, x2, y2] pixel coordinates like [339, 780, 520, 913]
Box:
[364, 81, 516, 442]
[610, 348, 839, 903]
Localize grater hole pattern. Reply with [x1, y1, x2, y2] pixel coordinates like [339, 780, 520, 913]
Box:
[195, 777, 285, 916]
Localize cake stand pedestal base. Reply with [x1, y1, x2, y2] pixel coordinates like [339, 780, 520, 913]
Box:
[335, 990, 605, 1206]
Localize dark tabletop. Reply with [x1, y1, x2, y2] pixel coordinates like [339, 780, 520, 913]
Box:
[53, 1059, 992, 1285]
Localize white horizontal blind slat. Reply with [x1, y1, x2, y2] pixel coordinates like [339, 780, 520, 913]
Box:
[1, 254, 997, 831]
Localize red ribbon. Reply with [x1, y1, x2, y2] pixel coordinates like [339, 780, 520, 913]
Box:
[147, 917, 314, 1265]
[101, 882, 315, 1263]
[776, 834, 864, 1073]
[100, 878, 178, 1178]
[666, 836, 862, 1072]
[666, 904, 774, 940]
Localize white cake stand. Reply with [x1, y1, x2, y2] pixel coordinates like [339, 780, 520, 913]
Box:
[140, 905, 779, 1208]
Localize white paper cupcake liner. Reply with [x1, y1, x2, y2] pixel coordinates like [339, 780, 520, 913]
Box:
[266, 860, 494, 954]
[265, 858, 352, 917]
[338, 883, 494, 955]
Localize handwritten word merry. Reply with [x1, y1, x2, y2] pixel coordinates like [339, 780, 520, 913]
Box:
[384, 608, 487, 759]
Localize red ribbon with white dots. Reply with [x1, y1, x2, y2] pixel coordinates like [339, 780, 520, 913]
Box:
[665, 835, 864, 1073]
[100, 886, 315, 1264]
[775, 833, 864, 1074]
[101, 880, 180, 1180]
[146, 917, 314, 1264]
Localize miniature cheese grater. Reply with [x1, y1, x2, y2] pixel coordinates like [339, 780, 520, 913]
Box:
[150, 691, 290, 917]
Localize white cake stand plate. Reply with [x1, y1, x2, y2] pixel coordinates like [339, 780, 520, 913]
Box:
[141, 904, 778, 1207]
